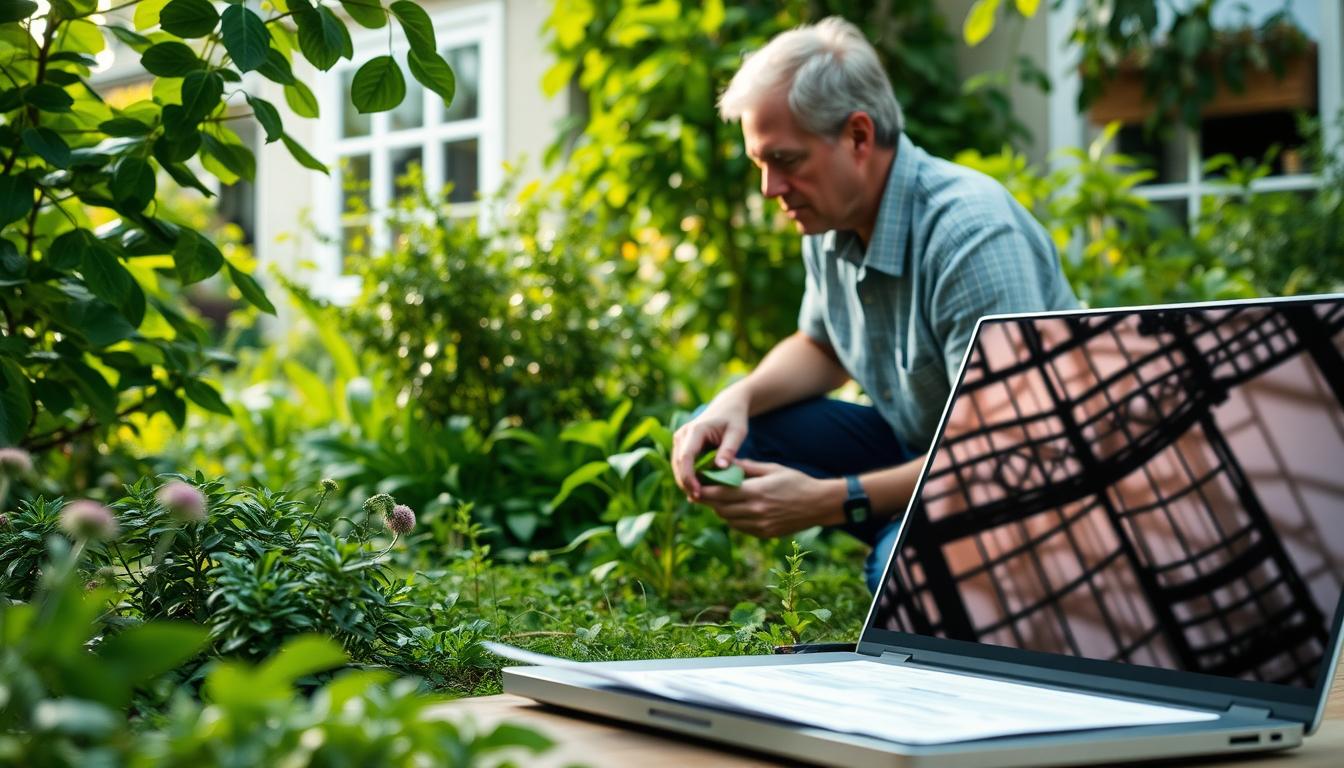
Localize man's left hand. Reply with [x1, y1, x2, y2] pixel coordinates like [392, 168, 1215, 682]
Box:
[695, 459, 845, 538]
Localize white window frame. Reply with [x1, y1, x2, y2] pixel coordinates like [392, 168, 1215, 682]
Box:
[310, 1, 504, 303]
[1047, 0, 1344, 224]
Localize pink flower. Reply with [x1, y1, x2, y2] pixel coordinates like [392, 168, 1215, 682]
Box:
[385, 503, 416, 535]
[0, 447, 33, 476]
[60, 499, 119, 541]
[157, 480, 206, 523]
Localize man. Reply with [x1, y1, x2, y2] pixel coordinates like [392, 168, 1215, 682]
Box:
[670, 17, 1079, 591]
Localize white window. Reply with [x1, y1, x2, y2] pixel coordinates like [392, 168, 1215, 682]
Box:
[312, 1, 503, 302]
[1047, 0, 1343, 228]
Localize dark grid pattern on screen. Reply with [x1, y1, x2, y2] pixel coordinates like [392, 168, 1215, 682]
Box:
[875, 303, 1344, 687]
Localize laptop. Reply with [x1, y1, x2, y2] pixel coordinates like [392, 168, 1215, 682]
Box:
[497, 295, 1344, 767]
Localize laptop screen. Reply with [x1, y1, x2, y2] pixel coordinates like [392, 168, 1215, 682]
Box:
[867, 299, 1344, 696]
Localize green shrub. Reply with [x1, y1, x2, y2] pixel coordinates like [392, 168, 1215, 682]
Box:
[341, 180, 665, 433]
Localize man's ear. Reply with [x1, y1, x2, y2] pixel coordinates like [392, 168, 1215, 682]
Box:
[845, 111, 876, 158]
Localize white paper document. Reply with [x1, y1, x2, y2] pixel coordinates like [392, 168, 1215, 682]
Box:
[485, 642, 1219, 745]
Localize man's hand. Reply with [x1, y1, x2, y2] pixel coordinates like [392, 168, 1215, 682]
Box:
[672, 391, 750, 501]
[698, 459, 846, 539]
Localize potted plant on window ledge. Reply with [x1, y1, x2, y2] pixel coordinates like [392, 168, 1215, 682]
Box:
[1076, 3, 1315, 128]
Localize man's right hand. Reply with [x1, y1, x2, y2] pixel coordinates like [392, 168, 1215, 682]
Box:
[672, 390, 750, 502]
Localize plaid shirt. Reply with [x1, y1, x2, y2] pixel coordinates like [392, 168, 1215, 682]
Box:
[799, 133, 1078, 453]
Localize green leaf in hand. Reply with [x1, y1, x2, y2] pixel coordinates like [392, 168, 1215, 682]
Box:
[695, 450, 744, 487]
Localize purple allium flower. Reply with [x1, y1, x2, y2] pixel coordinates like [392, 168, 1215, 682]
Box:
[60, 499, 120, 541]
[157, 480, 206, 523]
[363, 492, 395, 518]
[320, 477, 339, 493]
[0, 447, 33, 476]
[385, 503, 416, 535]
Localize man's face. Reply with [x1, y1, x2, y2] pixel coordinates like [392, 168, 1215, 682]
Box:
[741, 91, 861, 234]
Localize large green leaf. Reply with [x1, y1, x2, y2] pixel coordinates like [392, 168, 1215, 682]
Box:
[183, 377, 231, 415]
[258, 634, 348, 686]
[21, 127, 71, 168]
[74, 230, 135, 307]
[407, 48, 455, 106]
[341, 0, 386, 28]
[0, 237, 22, 280]
[201, 132, 256, 182]
[23, 83, 73, 112]
[0, 1, 39, 24]
[389, 1, 436, 56]
[550, 460, 610, 508]
[283, 80, 319, 118]
[0, 176, 35, 228]
[133, 0, 170, 30]
[615, 511, 657, 548]
[245, 94, 283, 143]
[173, 230, 224, 285]
[225, 260, 276, 314]
[159, 0, 219, 38]
[350, 55, 405, 113]
[258, 47, 296, 85]
[141, 41, 204, 76]
[97, 623, 209, 691]
[220, 4, 269, 72]
[111, 157, 156, 212]
[99, 117, 153, 137]
[295, 5, 350, 71]
[180, 69, 223, 122]
[66, 299, 137, 346]
[0, 359, 33, 446]
[280, 133, 328, 174]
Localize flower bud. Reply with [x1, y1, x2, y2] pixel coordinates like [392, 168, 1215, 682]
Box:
[320, 477, 339, 493]
[0, 447, 33, 476]
[157, 481, 207, 523]
[0, 512, 9, 529]
[60, 499, 120, 541]
[363, 493, 395, 518]
[385, 503, 416, 535]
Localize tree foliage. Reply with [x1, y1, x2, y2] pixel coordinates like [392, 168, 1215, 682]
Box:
[543, 0, 1025, 364]
[0, 1, 454, 451]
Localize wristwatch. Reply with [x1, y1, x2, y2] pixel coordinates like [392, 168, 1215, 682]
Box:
[842, 474, 871, 525]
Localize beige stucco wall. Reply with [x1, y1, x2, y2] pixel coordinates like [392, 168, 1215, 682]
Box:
[253, 0, 566, 307]
[940, 0, 1053, 166]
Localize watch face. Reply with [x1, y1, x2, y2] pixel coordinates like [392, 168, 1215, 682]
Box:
[847, 503, 869, 524]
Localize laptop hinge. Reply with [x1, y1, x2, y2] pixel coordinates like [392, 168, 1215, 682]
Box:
[880, 650, 912, 663]
[1226, 704, 1273, 720]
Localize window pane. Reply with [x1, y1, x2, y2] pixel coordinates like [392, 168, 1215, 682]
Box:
[1202, 111, 1312, 177]
[390, 146, 424, 203]
[443, 45, 479, 122]
[1117, 124, 1190, 184]
[340, 68, 371, 138]
[340, 154, 372, 215]
[390, 72, 424, 131]
[443, 138, 478, 203]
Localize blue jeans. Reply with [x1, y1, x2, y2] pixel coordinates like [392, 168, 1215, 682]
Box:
[718, 397, 915, 593]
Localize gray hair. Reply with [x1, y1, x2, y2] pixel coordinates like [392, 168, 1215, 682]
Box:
[718, 17, 903, 147]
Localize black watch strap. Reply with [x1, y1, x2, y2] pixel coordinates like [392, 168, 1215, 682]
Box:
[843, 474, 871, 525]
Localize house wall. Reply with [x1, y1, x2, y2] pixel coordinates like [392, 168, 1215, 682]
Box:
[254, 0, 565, 304]
[939, 0, 1054, 166]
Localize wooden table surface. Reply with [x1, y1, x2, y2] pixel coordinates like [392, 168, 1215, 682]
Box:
[438, 671, 1344, 767]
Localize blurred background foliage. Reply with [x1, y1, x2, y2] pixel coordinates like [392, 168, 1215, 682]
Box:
[3, 0, 1344, 763]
